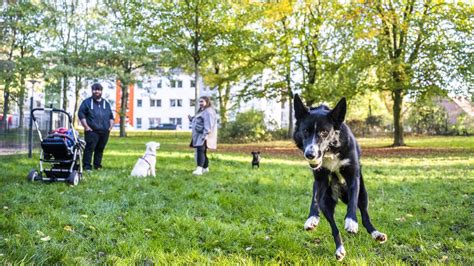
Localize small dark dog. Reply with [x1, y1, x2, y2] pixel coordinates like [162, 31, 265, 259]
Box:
[293, 94, 387, 261]
[251, 151, 261, 168]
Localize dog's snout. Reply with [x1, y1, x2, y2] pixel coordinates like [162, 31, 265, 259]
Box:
[304, 145, 321, 161]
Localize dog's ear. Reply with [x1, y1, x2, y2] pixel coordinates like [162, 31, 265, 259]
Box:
[294, 94, 309, 120]
[329, 97, 347, 126]
[257, 151, 260, 154]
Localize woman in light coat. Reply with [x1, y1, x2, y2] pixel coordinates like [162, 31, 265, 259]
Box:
[188, 96, 217, 175]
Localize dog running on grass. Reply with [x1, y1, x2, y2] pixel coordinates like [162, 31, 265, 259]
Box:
[293, 94, 387, 261]
[251, 151, 261, 168]
[131, 141, 160, 177]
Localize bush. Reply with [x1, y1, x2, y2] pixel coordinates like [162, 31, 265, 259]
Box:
[269, 127, 290, 140]
[219, 109, 272, 143]
[449, 113, 474, 136]
[406, 100, 449, 135]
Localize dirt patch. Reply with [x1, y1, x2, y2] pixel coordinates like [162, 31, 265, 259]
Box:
[216, 144, 472, 158]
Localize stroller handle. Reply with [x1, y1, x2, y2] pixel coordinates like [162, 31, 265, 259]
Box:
[31, 108, 73, 123]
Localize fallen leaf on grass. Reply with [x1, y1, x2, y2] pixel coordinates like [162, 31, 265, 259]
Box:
[40, 236, 51, 241]
[396, 217, 406, 222]
[406, 213, 414, 217]
[64, 225, 74, 232]
[144, 228, 152, 233]
[245, 246, 252, 251]
[81, 215, 88, 218]
[3, 206, 8, 210]
[88, 225, 96, 231]
[36, 230, 45, 237]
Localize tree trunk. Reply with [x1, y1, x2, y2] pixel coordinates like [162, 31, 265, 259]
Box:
[62, 74, 69, 110]
[217, 83, 230, 128]
[193, 4, 200, 114]
[194, 60, 199, 114]
[285, 69, 293, 138]
[392, 89, 405, 146]
[287, 91, 293, 138]
[1, 85, 10, 132]
[19, 74, 26, 129]
[73, 76, 82, 126]
[119, 80, 128, 138]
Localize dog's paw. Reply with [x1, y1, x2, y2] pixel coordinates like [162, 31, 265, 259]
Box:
[335, 246, 346, 261]
[371, 231, 387, 243]
[344, 218, 358, 234]
[304, 216, 320, 231]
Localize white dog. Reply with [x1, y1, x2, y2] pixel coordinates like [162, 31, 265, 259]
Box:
[131, 141, 160, 177]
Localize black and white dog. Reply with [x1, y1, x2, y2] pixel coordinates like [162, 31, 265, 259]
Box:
[293, 94, 387, 261]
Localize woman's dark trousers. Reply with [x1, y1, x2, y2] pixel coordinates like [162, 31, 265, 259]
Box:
[195, 142, 208, 168]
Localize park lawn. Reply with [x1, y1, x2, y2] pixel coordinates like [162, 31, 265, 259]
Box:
[0, 133, 473, 264]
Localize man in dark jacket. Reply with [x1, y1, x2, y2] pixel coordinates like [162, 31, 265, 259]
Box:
[78, 83, 114, 171]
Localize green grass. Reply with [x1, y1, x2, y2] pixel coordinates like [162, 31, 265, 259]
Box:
[1, 134, 473, 264]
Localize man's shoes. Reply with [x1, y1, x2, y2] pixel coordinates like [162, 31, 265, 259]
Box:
[202, 167, 209, 173]
[94, 165, 103, 170]
[192, 167, 203, 175]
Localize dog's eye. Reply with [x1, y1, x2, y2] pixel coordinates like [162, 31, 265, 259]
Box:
[320, 130, 329, 137]
[303, 129, 309, 136]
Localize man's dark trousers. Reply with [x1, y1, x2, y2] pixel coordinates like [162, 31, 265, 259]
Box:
[83, 130, 110, 170]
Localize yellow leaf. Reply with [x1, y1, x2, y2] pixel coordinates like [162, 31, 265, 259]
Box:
[64, 225, 74, 232]
[40, 236, 51, 241]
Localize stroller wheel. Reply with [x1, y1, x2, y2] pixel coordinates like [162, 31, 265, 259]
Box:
[27, 169, 38, 182]
[68, 171, 79, 186]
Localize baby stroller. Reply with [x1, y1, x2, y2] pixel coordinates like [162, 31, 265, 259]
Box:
[27, 108, 85, 185]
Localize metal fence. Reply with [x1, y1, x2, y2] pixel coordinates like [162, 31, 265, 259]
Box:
[0, 106, 71, 156]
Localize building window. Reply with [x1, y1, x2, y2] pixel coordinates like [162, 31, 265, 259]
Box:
[137, 99, 142, 107]
[150, 99, 162, 107]
[191, 80, 195, 88]
[171, 79, 183, 88]
[170, 117, 182, 126]
[190, 99, 195, 107]
[137, 81, 143, 89]
[157, 80, 162, 88]
[149, 117, 161, 128]
[136, 118, 142, 129]
[170, 99, 182, 107]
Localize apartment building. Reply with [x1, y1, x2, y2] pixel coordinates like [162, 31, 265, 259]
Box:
[67, 72, 215, 131]
[132, 72, 215, 130]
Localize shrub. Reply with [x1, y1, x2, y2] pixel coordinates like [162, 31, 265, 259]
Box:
[219, 109, 272, 143]
[406, 100, 449, 135]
